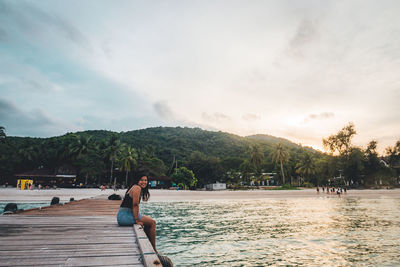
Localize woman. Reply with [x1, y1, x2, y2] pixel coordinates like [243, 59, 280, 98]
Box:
[117, 175, 157, 252]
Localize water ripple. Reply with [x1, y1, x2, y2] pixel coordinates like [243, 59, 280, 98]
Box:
[141, 197, 400, 266]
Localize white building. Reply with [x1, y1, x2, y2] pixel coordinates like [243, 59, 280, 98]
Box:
[205, 181, 226, 190]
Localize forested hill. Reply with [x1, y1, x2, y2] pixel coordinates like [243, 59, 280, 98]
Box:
[246, 134, 300, 148]
[1, 126, 326, 186]
[2, 125, 396, 188]
[77, 127, 309, 165]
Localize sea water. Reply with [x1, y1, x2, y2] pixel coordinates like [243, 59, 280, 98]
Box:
[0, 202, 54, 214]
[141, 197, 400, 266]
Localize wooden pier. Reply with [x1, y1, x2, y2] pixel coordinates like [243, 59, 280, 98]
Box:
[0, 197, 161, 267]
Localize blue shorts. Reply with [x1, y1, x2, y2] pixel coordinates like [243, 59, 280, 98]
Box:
[117, 207, 143, 226]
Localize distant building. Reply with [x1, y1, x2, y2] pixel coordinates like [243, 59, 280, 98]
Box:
[249, 172, 277, 186]
[205, 181, 226, 190]
[14, 165, 77, 187]
[148, 176, 172, 189]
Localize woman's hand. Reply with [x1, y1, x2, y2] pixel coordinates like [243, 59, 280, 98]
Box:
[136, 221, 144, 227]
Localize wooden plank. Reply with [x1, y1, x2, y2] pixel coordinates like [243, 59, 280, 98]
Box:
[0, 198, 152, 266]
[0, 248, 140, 257]
[0, 244, 135, 251]
[133, 225, 162, 267]
[0, 236, 135, 242]
[0, 258, 68, 266]
[0, 239, 134, 246]
[0, 256, 144, 267]
[1, 252, 140, 260]
[133, 225, 155, 255]
[134, 226, 149, 239]
[65, 255, 143, 266]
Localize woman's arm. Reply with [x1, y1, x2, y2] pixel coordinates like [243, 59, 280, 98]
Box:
[130, 186, 143, 226]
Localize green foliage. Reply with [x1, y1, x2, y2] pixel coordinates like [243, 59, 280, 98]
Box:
[385, 140, 400, 180]
[170, 167, 197, 188]
[272, 184, 300, 190]
[186, 151, 224, 187]
[272, 143, 290, 185]
[321, 123, 397, 188]
[249, 144, 264, 176]
[302, 182, 314, 188]
[137, 157, 166, 177]
[313, 156, 333, 185]
[3, 125, 395, 189]
[119, 146, 138, 185]
[0, 126, 5, 142]
[239, 160, 253, 184]
[322, 122, 356, 156]
[120, 127, 252, 167]
[296, 152, 316, 181]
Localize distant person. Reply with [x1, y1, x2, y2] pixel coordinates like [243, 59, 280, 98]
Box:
[117, 174, 157, 252]
[316, 187, 319, 193]
[344, 187, 347, 193]
[322, 187, 325, 192]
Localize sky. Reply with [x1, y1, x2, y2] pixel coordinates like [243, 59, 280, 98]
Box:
[0, 0, 399, 154]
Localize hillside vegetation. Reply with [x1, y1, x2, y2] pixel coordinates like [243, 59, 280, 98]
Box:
[1, 125, 398, 188]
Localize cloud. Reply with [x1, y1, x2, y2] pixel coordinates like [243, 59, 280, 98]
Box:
[0, 97, 18, 117]
[0, 98, 80, 137]
[242, 113, 261, 122]
[303, 112, 334, 123]
[153, 101, 175, 121]
[0, 27, 7, 42]
[3, 65, 63, 93]
[0, 1, 399, 154]
[287, 19, 319, 58]
[0, 0, 89, 49]
[202, 112, 231, 123]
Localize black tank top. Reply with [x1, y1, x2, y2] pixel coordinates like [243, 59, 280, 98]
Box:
[120, 186, 140, 208]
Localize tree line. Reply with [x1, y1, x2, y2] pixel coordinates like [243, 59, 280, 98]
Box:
[0, 125, 399, 188]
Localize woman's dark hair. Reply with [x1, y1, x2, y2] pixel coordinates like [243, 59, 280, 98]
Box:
[131, 172, 150, 202]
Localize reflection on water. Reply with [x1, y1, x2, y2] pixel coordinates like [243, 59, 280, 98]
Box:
[141, 197, 400, 266]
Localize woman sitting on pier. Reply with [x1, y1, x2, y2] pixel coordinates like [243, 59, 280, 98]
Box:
[117, 174, 157, 252]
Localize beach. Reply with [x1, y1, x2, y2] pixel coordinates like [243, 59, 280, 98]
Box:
[1, 187, 399, 203]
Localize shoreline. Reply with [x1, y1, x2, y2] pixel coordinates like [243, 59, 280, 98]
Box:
[148, 188, 400, 201]
[1, 188, 399, 202]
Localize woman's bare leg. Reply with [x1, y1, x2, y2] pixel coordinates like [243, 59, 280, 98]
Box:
[140, 215, 157, 252]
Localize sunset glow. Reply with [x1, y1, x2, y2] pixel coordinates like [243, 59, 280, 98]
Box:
[1, 0, 399, 154]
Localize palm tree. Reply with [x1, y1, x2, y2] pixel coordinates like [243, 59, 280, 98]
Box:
[18, 145, 38, 166]
[79, 147, 104, 186]
[68, 135, 94, 184]
[68, 135, 93, 160]
[105, 135, 121, 186]
[249, 144, 264, 176]
[385, 139, 400, 167]
[296, 153, 316, 186]
[119, 146, 137, 186]
[272, 143, 289, 185]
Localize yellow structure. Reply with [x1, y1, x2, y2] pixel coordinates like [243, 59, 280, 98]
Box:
[17, 179, 33, 190]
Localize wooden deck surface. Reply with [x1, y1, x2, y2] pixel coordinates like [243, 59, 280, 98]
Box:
[0, 197, 161, 267]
